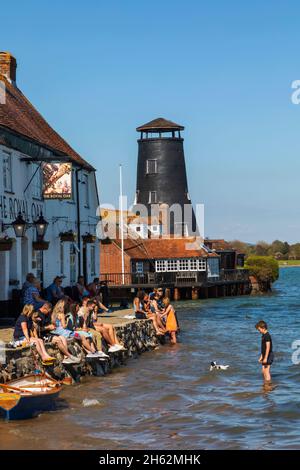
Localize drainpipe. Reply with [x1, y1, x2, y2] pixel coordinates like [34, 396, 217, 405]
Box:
[75, 168, 81, 276]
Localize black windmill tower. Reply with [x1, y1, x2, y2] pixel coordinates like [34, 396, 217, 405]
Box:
[134, 117, 197, 235]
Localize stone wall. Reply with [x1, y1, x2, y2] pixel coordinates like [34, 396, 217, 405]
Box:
[0, 319, 159, 383]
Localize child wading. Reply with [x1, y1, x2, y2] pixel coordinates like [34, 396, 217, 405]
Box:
[255, 320, 274, 383]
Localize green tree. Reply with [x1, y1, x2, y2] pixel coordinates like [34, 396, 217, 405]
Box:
[245, 255, 279, 291]
[289, 243, 300, 259]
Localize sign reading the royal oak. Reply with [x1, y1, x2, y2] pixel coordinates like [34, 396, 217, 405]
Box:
[0, 194, 44, 222]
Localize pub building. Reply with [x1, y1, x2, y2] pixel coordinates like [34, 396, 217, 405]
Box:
[0, 52, 99, 316]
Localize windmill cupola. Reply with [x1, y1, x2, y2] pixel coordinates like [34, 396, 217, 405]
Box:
[134, 117, 196, 236]
[136, 117, 184, 140]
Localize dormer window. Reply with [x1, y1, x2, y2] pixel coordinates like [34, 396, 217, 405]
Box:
[146, 159, 157, 174]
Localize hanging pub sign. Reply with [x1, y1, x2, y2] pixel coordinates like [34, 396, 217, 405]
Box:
[43, 162, 72, 199]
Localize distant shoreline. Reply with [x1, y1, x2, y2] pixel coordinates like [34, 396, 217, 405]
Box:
[279, 264, 300, 268]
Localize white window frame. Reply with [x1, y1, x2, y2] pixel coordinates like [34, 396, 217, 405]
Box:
[90, 245, 96, 276]
[146, 159, 158, 174]
[60, 243, 64, 275]
[207, 258, 220, 278]
[136, 261, 144, 274]
[2, 150, 12, 192]
[155, 258, 207, 273]
[70, 244, 77, 284]
[149, 191, 157, 204]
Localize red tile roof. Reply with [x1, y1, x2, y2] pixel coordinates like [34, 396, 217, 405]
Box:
[0, 73, 94, 170]
[114, 236, 219, 260]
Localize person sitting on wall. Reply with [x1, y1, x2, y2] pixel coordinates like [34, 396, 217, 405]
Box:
[87, 277, 100, 297]
[46, 276, 65, 304]
[21, 273, 35, 304]
[13, 304, 56, 364]
[65, 302, 109, 359]
[99, 280, 110, 308]
[76, 276, 90, 300]
[77, 295, 90, 318]
[134, 291, 165, 335]
[23, 278, 47, 310]
[160, 297, 179, 344]
[34, 301, 83, 363]
[85, 300, 126, 353]
[50, 299, 83, 364]
[133, 291, 148, 319]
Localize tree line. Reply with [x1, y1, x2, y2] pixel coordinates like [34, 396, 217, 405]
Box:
[228, 239, 299, 260]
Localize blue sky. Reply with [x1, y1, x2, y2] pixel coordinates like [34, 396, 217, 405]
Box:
[1, 0, 300, 243]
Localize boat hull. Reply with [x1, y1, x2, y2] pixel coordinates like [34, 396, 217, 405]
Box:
[0, 374, 62, 420]
[0, 389, 61, 420]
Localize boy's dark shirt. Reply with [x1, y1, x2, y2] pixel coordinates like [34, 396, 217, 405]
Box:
[261, 331, 272, 357]
[36, 310, 51, 337]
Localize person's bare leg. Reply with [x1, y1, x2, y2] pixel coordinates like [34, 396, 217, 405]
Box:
[263, 365, 271, 382]
[156, 314, 166, 332]
[149, 315, 164, 334]
[31, 338, 53, 361]
[52, 336, 73, 359]
[81, 336, 96, 353]
[170, 332, 177, 344]
[94, 324, 114, 346]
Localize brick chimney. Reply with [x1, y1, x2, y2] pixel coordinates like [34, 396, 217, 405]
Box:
[0, 52, 17, 85]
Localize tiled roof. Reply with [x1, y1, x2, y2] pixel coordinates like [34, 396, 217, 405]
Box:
[0, 73, 94, 170]
[114, 236, 219, 260]
[136, 117, 184, 132]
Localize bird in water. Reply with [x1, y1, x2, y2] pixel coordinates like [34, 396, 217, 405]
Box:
[210, 361, 230, 371]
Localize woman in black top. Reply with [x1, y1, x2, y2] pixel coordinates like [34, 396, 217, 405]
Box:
[13, 304, 55, 363]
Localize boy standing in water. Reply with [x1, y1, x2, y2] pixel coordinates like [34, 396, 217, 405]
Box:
[255, 320, 274, 383]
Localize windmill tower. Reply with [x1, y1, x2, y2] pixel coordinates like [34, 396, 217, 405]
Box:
[134, 117, 196, 236]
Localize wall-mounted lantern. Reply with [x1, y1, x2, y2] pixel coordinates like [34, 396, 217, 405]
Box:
[2, 211, 49, 239]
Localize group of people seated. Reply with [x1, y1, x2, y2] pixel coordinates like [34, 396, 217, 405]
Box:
[11, 273, 125, 365]
[133, 288, 179, 344]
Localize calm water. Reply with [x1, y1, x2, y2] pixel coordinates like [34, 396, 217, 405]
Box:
[1, 267, 300, 450]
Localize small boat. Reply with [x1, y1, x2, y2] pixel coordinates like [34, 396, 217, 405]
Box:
[0, 374, 62, 420]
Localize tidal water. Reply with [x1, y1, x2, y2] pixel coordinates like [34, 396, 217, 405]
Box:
[1, 267, 300, 450]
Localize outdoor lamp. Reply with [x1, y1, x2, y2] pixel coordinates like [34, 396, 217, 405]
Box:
[34, 212, 49, 239]
[11, 212, 27, 238]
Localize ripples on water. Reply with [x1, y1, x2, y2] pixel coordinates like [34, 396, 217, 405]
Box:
[1, 267, 300, 450]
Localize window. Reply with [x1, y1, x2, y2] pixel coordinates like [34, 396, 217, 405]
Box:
[155, 260, 166, 272]
[149, 191, 157, 203]
[136, 226, 141, 232]
[166, 259, 177, 271]
[31, 163, 42, 198]
[32, 250, 43, 281]
[60, 243, 64, 275]
[136, 261, 144, 274]
[155, 258, 207, 273]
[70, 245, 76, 284]
[3, 151, 12, 192]
[90, 245, 96, 276]
[178, 259, 189, 271]
[198, 259, 206, 271]
[189, 259, 198, 271]
[83, 174, 89, 207]
[207, 258, 220, 278]
[146, 159, 158, 174]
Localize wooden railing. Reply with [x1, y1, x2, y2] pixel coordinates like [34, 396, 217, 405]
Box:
[99, 269, 250, 287]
